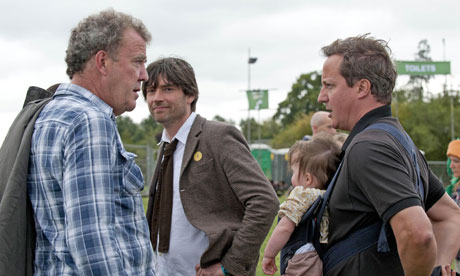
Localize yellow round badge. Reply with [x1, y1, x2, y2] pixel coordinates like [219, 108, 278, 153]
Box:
[193, 151, 202, 161]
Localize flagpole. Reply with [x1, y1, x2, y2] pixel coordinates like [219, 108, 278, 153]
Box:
[247, 50, 258, 144]
[258, 108, 261, 142]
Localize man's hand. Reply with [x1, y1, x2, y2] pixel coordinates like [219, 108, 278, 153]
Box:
[261, 256, 277, 275]
[440, 264, 457, 276]
[195, 263, 224, 276]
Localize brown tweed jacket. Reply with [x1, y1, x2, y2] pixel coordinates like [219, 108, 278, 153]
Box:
[146, 114, 279, 276]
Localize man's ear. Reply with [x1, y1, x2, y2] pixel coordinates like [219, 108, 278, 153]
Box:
[357, 79, 371, 99]
[186, 94, 195, 105]
[94, 50, 110, 75]
[311, 125, 318, 134]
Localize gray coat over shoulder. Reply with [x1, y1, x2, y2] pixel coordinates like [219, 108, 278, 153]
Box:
[0, 87, 52, 276]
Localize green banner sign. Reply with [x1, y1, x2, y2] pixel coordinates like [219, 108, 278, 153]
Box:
[396, 60, 451, 75]
[247, 89, 268, 110]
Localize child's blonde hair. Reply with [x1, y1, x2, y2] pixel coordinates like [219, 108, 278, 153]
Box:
[288, 135, 341, 188]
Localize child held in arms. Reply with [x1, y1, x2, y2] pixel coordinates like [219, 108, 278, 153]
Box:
[262, 135, 341, 276]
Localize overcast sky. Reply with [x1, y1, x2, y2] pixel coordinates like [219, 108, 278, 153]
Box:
[1, 0, 459, 144]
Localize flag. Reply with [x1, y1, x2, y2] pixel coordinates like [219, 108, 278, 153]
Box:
[248, 57, 257, 64]
[247, 90, 268, 110]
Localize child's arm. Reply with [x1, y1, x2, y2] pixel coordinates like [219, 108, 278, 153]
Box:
[262, 216, 296, 275]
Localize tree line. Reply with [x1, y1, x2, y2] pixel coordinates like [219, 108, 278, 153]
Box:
[117, 71, 459, 162]
[117, 40, 458, 162]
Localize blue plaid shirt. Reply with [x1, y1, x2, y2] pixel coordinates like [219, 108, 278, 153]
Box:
[27, 84, 155, 276]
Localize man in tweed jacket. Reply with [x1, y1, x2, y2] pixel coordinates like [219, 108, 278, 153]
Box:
[143, 57, 279, 276]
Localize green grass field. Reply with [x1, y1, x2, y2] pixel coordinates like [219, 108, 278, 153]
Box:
[256, 208, 282, 276]
[142, 193, 285, 276]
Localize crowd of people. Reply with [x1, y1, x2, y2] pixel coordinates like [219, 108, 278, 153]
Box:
[0, 8, 459, 276]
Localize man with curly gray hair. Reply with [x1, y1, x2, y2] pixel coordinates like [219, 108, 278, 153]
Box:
[27, 9, 155, 275]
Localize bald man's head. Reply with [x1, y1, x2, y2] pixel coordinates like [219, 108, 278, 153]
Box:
[311, 111, 336, 135]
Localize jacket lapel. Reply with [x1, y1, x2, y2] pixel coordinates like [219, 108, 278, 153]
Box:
[181, 115, 204, 176]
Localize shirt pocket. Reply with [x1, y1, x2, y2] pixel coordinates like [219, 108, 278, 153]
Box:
[119, 149, 144, 196]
